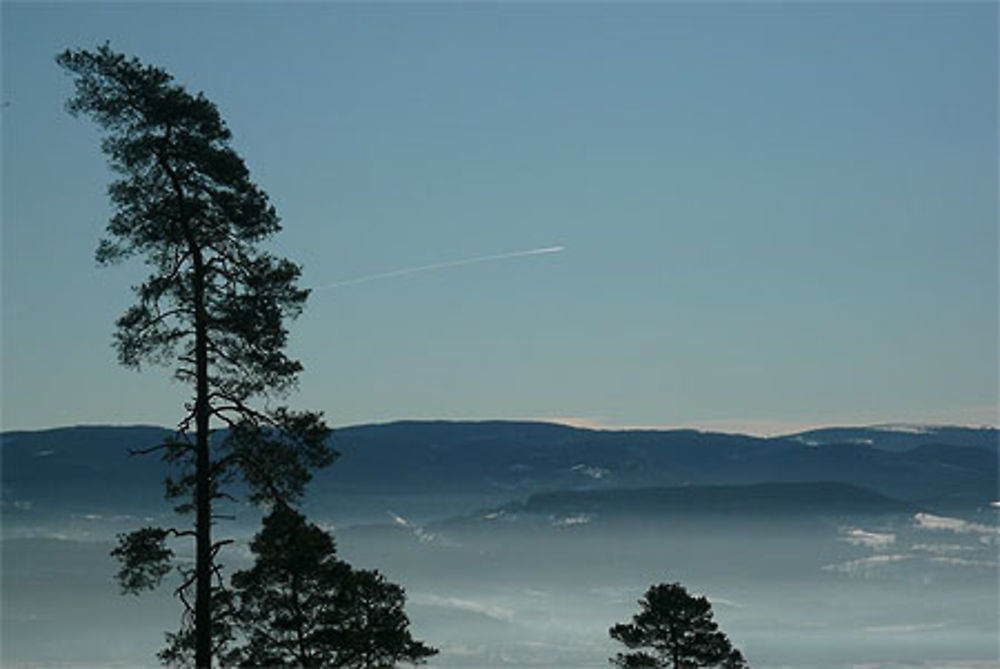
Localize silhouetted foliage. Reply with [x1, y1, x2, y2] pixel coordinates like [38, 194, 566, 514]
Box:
[229, 506, 436, 668]
[110, 527, 174, 593]
[610, 582, 748, 668]
[156, 506, 437, 667]
[720, 649, 749, 669]
[159, 588, 238, 668]
[58, 44, 334, 667]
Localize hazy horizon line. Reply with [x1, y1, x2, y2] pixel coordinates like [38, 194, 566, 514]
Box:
[3, 416, 996, 439]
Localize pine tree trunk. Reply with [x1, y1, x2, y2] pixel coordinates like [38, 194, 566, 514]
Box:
[163, 151, 213, 668]
[193, 250, 213, 669]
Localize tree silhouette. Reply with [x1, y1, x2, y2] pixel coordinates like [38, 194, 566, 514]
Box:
[58, 44, 334, 667]
[609, 582, 748, 668]
[222, 505, 437, 668]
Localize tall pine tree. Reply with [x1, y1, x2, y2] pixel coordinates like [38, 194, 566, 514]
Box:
[58, 44, 335, 668]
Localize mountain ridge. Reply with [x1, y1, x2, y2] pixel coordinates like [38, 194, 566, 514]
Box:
[3, 421, 995, 524]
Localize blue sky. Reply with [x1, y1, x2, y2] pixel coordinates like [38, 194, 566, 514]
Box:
[2, 2, 997, 434]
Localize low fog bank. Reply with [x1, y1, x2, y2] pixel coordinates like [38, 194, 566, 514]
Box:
[333, 509, 998, 668]
[4, 501, 997, 668]
[4, 424, 996, 667]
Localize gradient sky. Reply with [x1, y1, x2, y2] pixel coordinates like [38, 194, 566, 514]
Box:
[2, 2, 997, 435]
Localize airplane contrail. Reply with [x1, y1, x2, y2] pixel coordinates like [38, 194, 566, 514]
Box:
[314, 245, 565, 290]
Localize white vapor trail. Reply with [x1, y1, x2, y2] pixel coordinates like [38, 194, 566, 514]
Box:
[314, 245, 565, 290]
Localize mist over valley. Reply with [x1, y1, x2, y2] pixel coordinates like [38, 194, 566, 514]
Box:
[3, 422, 997, 667]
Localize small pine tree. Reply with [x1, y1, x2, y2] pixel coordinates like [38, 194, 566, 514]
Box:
[227, 505, 437, 668]
[610, 582, 748, 668]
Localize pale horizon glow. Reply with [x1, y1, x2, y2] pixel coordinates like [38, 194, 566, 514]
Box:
[4, 414, 997, 438]
[530, 415, 999, 438]
[314, 245, 565, 290]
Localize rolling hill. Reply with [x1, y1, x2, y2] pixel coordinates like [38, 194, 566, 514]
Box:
[3, 421, 995, 526]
